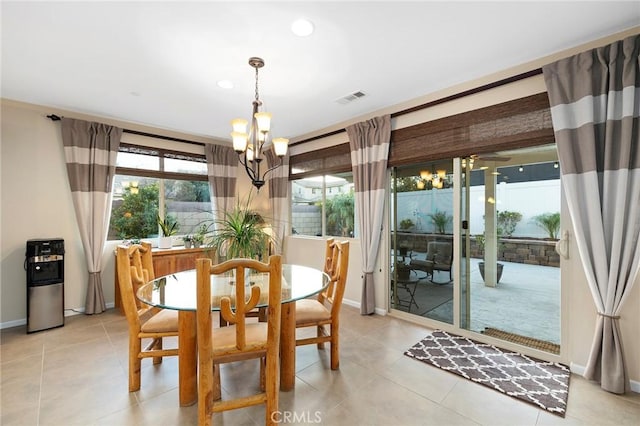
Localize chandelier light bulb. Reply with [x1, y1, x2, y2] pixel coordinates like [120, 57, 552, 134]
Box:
[272, 138, 289, 157]
[254, 112, 272, 133]
[231, 132, 248, 152]
[231, 118, 248, 133]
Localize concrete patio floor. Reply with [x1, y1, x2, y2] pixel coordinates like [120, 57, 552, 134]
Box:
[392, 257, 561, 346]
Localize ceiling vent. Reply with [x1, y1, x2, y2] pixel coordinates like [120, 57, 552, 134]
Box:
[336, 91, 366, 105]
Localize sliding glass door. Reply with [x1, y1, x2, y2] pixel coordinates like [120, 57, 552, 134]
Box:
[390, 160, 454, 324]
[389, 144, 561, 355]
[459, 145, 561, 353]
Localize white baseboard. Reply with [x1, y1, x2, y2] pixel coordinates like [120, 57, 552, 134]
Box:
[342, 297, 387, 316]
[1, 302, 116, 329]
[571, 363, 640, 393]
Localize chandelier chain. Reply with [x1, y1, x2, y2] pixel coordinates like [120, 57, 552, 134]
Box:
[254, 67, 260, 103]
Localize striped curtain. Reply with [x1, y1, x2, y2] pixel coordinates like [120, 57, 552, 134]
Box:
[61, 118, 122, 314]
[205, 144, 238, 226]
[266, 150, 290, 255]
[542, 34, 640, 394]
[347, 115, 391, 314]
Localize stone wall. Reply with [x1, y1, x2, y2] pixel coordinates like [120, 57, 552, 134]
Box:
[395, 232, 559, 267]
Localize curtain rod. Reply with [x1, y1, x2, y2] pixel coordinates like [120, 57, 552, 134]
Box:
[289, 68, 543, 147]
[46, 114, 206, 147]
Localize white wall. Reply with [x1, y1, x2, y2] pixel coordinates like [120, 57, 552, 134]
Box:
[1, 104, 87, 325]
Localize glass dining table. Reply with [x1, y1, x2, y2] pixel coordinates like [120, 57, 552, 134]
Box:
[137, 263, 329, 406]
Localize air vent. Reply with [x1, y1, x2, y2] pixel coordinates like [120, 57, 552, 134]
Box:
[336, 91, 366, 105]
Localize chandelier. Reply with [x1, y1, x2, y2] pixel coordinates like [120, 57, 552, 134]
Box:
[231, 57, 289, 190]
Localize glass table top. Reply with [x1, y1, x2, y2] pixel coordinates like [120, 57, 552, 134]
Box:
[137, 264, 329, 311]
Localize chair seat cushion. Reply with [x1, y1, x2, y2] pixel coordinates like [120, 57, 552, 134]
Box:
[212, 323, 268, 355]
[295, 299, 331, 324]
[141, 309, 179, 333]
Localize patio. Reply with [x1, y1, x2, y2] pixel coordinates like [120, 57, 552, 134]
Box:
[393, 257, 561, 348]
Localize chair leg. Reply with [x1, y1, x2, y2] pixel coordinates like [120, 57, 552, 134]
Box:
[264, 353, 279, 426]
[213, 364, 221, 401]
[330, 324, 339, 370]
[152, 338, 163, 365]
[316, 325, 325, 349]
[129, 336, 142, 392]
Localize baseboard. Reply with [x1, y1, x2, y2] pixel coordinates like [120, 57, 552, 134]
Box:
[571, 362, 640, 393]
[342, 297, 388, 316]
[1, 302, 116, 330]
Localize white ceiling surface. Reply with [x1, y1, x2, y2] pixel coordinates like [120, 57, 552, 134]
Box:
[2, 2, 639, 142]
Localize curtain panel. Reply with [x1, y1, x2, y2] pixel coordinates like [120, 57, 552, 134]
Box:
[266, 150, 290, 255]
[542, 34, 640, 394]
[347, 115, 391, 315]
[60, 118, 122, 314]
[205, 144, 238, 226]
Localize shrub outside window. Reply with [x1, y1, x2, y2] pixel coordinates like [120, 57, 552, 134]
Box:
[291, 172, 355, 238]
[108, 144, 211, 241]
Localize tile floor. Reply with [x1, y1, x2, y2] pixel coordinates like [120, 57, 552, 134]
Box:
[1, 306, 639, 425]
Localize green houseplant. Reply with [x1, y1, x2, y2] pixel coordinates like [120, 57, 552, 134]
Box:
[157, 214, 178, 249]
[208, 201, 272, 260]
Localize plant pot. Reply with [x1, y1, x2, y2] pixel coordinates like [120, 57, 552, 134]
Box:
[478, 262, 504, 284]
[184, 240, 193, 249]
[396, 265, 411, 280]
[194, 241, 201, 248]
[158, 236, 172, 249]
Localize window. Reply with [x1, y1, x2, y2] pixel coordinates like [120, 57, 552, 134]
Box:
[291, 172, 355, 238]
[108, 144, 211, 241]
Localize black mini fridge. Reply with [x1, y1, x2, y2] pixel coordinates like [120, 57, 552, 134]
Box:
[25, 239, 65, 333]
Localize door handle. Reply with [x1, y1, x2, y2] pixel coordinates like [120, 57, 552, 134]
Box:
[555, 230, 569, 259]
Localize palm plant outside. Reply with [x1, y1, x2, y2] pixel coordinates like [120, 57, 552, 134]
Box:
[531, 212, 561, 239]
[428, 210, 452, 234]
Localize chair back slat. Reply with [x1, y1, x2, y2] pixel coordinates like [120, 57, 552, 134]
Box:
[197, 256, 283, 353]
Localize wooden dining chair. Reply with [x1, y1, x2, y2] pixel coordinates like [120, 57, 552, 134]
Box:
[295, 239, 350, 370]
[116, 242, 179, 392]
[196, 255, 282, 426]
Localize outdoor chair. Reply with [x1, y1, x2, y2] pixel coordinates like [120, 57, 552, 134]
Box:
[410, 241, 453, 284]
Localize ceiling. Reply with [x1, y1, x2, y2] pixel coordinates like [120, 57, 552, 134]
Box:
[2, 2, 638, 143]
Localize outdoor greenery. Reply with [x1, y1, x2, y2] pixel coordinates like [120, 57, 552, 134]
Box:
[393, 176, 419, 193]
[325, 193, 355, 237]
[497, 210, 523, 237]
[532, 212, 561, 239]
[399, 218, 414, 230]
[428, 210, 452, 234]
[110, 183, 159, 239]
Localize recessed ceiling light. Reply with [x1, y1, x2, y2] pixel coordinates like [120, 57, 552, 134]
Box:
[217, 80, 234, 89]
[291, 19, 314, 37]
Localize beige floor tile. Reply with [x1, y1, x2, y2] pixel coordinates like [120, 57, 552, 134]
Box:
[441, 379, 541, 426]
[1, 308, 638, 425]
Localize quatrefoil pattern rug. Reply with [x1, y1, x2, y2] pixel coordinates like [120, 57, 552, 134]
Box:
[405, 330, 570, 417]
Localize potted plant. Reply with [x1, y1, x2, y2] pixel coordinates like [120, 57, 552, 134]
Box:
[183, 235, 194, 249]
[399, 218, 414, 231]
[157, 214, 179, 249]
[475, 233, 504, 284]
[208, 201, 272, 261]
[193, 224, 208, 248]
[395, 261, 412, 280]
